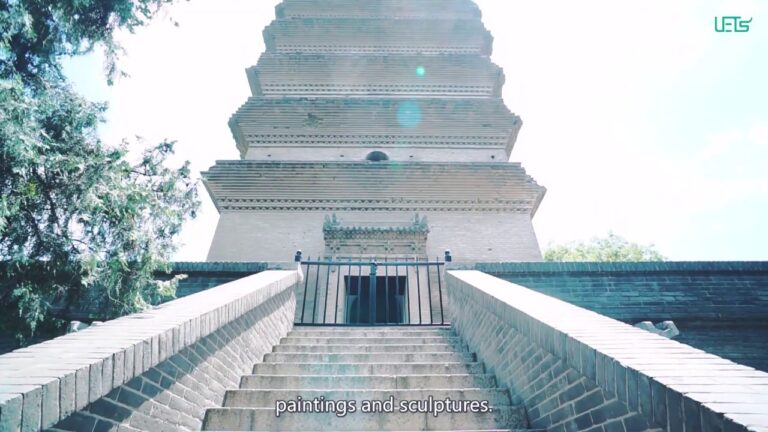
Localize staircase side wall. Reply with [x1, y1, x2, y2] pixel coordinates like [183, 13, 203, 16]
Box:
[0, 271, 298, 432]
[447, 270, 768, 432]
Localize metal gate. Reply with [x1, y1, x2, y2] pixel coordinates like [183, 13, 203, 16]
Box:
[293, 250, 451, 326]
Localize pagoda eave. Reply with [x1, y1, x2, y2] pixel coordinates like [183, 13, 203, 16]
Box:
[263, 18, 493, 55]
[275, 0, 481, 20]
[227, 97, 522, 154]
[246, 53, 506, 98]
[202, 160, 545, 215]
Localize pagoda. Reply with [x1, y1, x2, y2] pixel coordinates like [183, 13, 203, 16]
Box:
[203, 0, 546, 262]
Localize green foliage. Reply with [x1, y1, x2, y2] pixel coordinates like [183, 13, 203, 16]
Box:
[543, 232, 666, 262]
[0, 0, 197, 344]
[1, 0, 179, 86]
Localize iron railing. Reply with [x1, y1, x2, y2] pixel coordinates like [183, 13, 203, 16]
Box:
[294, 250, 451, 326]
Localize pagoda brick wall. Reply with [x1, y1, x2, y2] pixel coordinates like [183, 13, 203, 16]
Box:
[207, 211, 542, 262]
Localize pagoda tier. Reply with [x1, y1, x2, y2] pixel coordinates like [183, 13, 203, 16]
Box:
[263, 18, 492, 55]
[204, 1, 547, 262]
[203, 161, 544, 215]
[275, 0, 481, 19]
[229, 97, 521, 160]
[247, 54, 504, 98]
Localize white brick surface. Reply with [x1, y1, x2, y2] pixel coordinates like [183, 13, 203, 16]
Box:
[207, 210, 542, 262]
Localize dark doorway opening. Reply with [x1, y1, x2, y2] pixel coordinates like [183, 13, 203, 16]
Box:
[345, 276, 406, 324]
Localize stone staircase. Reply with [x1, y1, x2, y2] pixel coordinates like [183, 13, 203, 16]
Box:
[202, 326, 541, 431]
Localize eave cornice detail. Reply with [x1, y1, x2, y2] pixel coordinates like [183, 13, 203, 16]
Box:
[263, 18, 492, 55]
[213, 199, 539, 213]
[246, 53, 505, 98]
[202, 161, 545, 215]
[228, 97, 522, 157]
[275, 0, 481, 20]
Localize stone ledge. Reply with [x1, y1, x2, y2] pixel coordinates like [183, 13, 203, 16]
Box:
[0, 270, 298, 432]
[476, 261, 768, 274]
[447, 270, 768, 432]
[169, 261, 268, 273]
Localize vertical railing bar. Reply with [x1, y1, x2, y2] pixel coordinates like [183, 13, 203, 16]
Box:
[334, 259, 342, 324]
[344, 258, 352, 325]
[436, 259, 445, 325]
[395, 259, 404, 325]
[415, 256, 422, 325]
[426, 258, 433, 325]
[311, 260, 321, 323]
[357, 257, 362, 325]
[370, 262, 377, 325]
[322, 259, 331, 324]
[300, 258, 311, 323]
[384, 256, 390, 324]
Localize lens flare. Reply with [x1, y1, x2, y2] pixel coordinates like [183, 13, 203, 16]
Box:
[416, 66, 426, 77]
[396, 101, 422, 128]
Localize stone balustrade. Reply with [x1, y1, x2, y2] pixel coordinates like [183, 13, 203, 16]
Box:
[447, 270, 768, 432]
[0, 270, 298, 432]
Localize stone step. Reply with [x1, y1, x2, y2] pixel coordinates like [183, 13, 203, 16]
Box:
[289, 326, 454, 338]
[273, 343, 466, 354]
[252, 362, 486, 376]
[203, 405, 527, 431]
[239, 374, 497, 390]
[200, 325, 537, 431]
[222, 388, 512, 408]
[287, 331, 456, 339]
[263, 351, 475, 364]
[280, 336, 463, 345]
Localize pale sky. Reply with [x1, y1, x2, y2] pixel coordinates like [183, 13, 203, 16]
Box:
[63, 0, 768, 261]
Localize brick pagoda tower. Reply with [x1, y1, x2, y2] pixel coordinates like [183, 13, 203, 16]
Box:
[203, 0, 546, 262]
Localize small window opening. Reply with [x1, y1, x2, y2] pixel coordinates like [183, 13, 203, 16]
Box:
[366, 151, 389, 162]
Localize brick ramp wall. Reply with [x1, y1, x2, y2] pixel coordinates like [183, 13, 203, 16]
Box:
[475, 262, 768, 322]
[0, 263, 269, 357]
[0, 270, 298, 432]
[448, 270, 768, 432]
[476, 262, 768, 374]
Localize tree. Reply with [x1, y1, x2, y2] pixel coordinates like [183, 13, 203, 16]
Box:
[0, 0, 198, 344]
[543, 232, 665, 262]
[1, 0, 178, 86]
